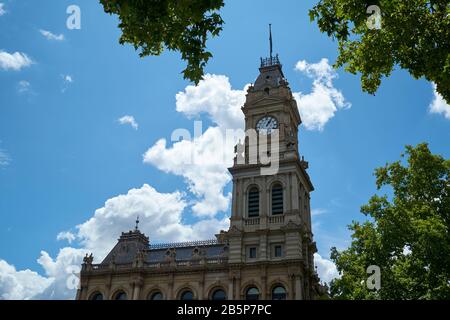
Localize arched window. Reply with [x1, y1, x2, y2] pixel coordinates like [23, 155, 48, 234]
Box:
[90, 292, 103, 300]
[211, 289, 227, 300]
[271, 286, 287, 300]
[245, 287, 260, 300]
[180, 290, 194, 300]
[248, 187, 259, 217]
[271, 184, 283, 215]
[148, 291, 163, 300]
[113, 291, 127, 300]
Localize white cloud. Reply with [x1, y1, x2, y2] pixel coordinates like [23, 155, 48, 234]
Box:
[118, 115, 138, 130]
[429, 83, 450, 119]
[73, 184, 229, 259]
[294, 58, 351, 131]
[56, 231, 76, 244]
[33, 248, 86, 300]
[176, 74, 247, 130]
[39, 29, 65, 41]
[0, 260, 53, 300]
[314, 253, 339, 284]
[0, 3, 6, 16]
[142, 74, 248, 216]
[144, 127, 234, 217]
[0, 51, 33, 71]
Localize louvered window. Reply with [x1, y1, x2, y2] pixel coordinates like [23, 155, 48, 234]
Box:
[248, 187, 259, 217]
[272, 184, 283, 215]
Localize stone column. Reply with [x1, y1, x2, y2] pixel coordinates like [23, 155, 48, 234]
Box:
[232, 178, 237, 217]
[291, 175, 299, 211]
[236, 276, 241, 299]
[261, 178, 268, 218]
[104, 274, 112, 300]
[228, 279, 234, 300]
[287, 173, 292, 212]
[77, 285, 87, 300]
[133, 284, 141, 300]
[289, 275, 295, 300]
[295, 275, 303, 300]
[261, 275, 267, 299]
[198, 273, 205, 300]
[168, 273, 174, 299]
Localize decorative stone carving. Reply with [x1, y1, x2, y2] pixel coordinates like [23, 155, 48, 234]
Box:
[134, 250, 147, 268]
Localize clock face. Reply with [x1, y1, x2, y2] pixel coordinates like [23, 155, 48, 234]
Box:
[256, 116, 278, 134]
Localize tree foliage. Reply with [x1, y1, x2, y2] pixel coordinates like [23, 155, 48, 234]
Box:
[99, 0, 224, 84]
[330, 144, 450, 299]
[310, 0, 450, 104]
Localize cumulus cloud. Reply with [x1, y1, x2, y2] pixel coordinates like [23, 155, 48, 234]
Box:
[176, 74, 247, 130]
[0, 51, 33, 71]
[39, 29, 65, 41]
[142, 74, 249, 216]
[0, 260, 52, 300]
[118, 115, 138, 130]
[144, 127, 235, 217]
[314, 253, 339, 284]
[294, 58, 351, 131]
[33, 248, 85, 300]
[429, 83, 450, 119]
[72, 184, 229, 259]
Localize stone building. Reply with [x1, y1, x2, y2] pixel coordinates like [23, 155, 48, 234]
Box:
[76, 53, 321, 301]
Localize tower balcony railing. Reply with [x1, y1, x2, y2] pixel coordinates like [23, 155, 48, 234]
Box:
[269, 215, 284, 224]
[245, 217, 260, 226]
[244, 215, 285, 226]
[260, 54, 281, 68]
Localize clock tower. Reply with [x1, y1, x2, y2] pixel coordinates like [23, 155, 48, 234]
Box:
[220, 46, 319, 299]
[76, 28, 323, 301]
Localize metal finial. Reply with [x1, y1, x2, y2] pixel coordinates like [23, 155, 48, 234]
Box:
[135, 215, 140, 231]
[269, 24, 273, 59]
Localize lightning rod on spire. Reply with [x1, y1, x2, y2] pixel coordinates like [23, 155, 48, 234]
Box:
[135, 215, 140, 231]
[269, 24, 273, 59]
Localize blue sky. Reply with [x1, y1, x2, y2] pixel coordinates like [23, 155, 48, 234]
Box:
[0, 0, 449, 299]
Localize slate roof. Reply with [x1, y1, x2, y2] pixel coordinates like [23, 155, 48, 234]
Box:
[100, 229, 228, 265]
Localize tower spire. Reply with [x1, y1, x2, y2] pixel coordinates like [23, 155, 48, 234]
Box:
[269, 24, 273, 59]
